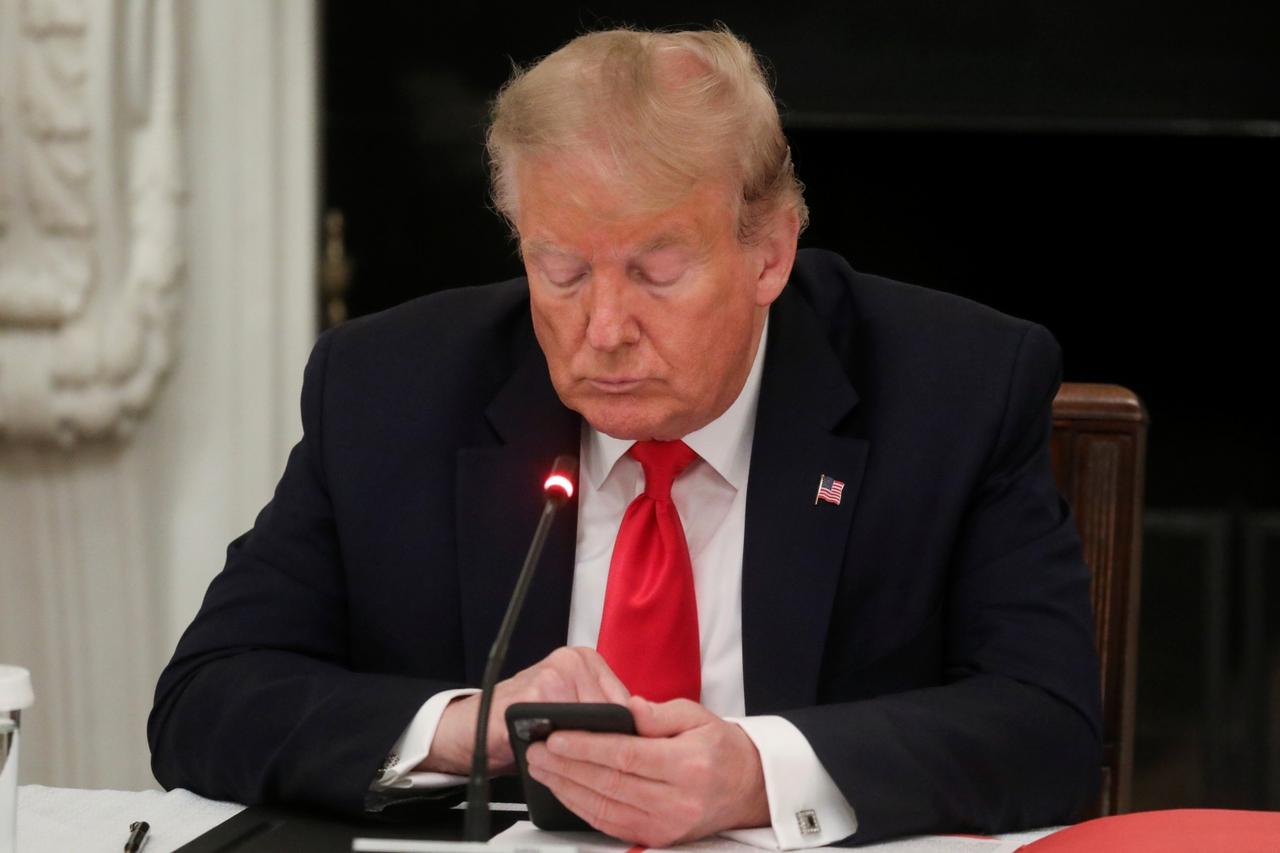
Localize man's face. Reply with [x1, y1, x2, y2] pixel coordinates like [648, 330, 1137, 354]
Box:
[516, 155, 790, 441]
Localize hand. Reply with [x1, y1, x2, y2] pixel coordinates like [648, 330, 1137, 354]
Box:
[417, 646, 630, 775]
[524, 695, 771, 847]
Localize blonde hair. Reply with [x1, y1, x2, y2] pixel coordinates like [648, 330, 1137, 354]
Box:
[486, 26, 809, 244]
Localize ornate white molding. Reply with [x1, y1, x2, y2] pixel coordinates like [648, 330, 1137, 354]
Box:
[0, 0, 315, 791]
[0, 0, 184, 445]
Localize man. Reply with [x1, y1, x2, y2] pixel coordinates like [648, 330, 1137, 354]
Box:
[149, 27, 1101, 848]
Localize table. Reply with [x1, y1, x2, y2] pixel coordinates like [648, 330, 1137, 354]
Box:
[17, 785, 244, 853]
[16, 785, 1059, 852]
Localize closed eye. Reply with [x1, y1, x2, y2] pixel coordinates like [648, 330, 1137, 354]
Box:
[630, 267, 680, 287]
[630, 246, 691, 287]
[539, 263, 589, 287]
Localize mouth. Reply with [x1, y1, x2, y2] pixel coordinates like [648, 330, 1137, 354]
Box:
[587, 377, 644, 394]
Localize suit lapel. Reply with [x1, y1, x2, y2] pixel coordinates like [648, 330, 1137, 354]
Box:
[742, 286, 869, 714]
[456, 333, 581, 686]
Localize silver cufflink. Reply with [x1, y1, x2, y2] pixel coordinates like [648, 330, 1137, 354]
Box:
[796, 809, 821, 835]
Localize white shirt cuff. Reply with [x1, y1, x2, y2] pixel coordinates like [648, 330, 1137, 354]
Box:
[371, 688, 479, 790]
[720, 715, 859, 850]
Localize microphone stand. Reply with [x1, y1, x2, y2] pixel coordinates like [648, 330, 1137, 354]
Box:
[465, 458, 576, 841]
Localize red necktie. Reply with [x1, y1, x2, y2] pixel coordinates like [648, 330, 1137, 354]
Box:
[596, 440, 701, 702]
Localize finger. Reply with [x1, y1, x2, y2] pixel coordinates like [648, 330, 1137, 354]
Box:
[526, 756, 652, 842]
[567, 676, 607, 704]
[552, 648, 624, 705]
[629, 696, 712, 738]
[543, 648, 611, 703]
[526, 740, 670, 812]
[488, 670, 573, 762]
[574, 648, 631, 704]
[519, 662, 578, 703]
[544, 730, 672, 782]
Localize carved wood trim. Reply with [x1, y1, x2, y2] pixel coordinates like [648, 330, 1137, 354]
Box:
[1052, 382, 1149, 816]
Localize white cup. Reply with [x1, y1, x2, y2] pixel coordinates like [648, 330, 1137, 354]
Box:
[0, 667, 33, 853]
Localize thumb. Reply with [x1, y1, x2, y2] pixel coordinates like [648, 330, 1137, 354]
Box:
[629, 695, 710, 738]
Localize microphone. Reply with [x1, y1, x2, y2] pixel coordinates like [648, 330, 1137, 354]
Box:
[465, 454, 578, 841]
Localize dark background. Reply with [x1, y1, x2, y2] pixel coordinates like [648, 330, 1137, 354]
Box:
[322, 1, 1280, 810]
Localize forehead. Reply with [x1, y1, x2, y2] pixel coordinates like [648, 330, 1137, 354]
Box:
[513, 153, 736, 256]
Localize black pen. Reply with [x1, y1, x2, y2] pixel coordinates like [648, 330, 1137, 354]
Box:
[124, 820, 150, 852]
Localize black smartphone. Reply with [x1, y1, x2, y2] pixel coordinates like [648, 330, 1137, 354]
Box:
[506, 702, 637, 831]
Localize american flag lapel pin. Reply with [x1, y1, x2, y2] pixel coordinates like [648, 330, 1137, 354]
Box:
[815, 474, 845, 506]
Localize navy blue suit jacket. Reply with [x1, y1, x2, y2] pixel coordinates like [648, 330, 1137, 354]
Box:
[149, 248, 1101, 845]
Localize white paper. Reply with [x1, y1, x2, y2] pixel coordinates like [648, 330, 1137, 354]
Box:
[352, 841, 576, 853]
[489, 820, 1023, 853]
[16, 785, 245, 853]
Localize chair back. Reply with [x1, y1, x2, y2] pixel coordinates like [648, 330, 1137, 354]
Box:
[1050, 383, 1148, 816]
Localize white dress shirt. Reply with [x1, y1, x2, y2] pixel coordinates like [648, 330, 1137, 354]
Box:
[376, 321, 859, 849]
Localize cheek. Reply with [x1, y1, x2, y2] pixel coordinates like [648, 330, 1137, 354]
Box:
[686, 293, 758, 387]
[650, 302, 747, 383]
[530, 295, 582, 360]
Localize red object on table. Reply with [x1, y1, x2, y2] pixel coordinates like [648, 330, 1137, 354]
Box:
[1022, 809, 1280, 853]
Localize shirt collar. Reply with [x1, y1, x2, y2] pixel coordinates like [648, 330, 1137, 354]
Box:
[582, 319, 769, 492]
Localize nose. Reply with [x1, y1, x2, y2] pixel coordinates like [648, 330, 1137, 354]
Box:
[584, 271, 640, 352]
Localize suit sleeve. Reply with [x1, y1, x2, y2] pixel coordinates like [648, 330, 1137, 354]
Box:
[780, 323, 1102, 846]
[147, 329, 466, 814]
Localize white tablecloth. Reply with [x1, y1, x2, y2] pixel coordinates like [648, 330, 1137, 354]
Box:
[16, 785, 1059, 852]
[17, 785, 244, 853]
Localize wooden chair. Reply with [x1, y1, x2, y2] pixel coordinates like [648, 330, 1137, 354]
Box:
[1050, 383, 1149, 816]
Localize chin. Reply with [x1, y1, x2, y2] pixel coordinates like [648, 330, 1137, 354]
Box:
[574, 397, 683, 441]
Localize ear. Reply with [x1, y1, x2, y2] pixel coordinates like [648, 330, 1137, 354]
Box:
[752, 207, 800, 308]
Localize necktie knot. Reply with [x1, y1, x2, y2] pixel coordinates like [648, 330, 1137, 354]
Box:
[629, 440, 697, 500]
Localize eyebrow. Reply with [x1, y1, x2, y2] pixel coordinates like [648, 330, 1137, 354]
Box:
[520, 239, 576, 259]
